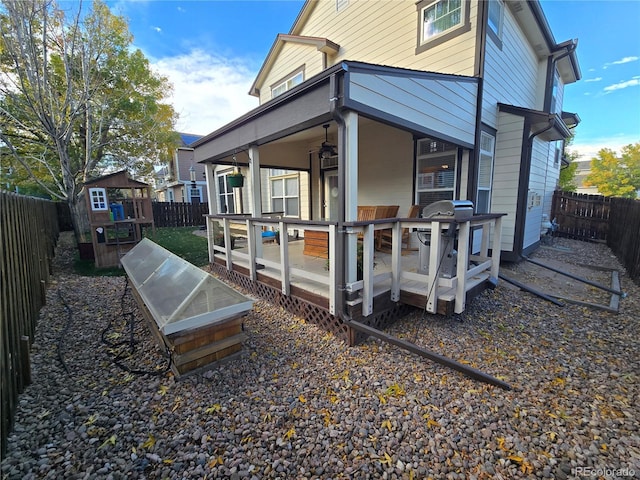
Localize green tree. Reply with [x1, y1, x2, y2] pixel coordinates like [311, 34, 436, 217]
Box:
[0, 0, 179, 242]
[585, 143, 640, 199]
[558, 135, 579, 192]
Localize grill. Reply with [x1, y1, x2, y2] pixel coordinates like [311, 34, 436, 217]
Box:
[417, 200, 474, 278]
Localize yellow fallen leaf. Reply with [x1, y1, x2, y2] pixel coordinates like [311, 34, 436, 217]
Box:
[427, 419, 440, 429]
[381, 419, 392, 432]
[142, 434, 156, 450]
[205, 404, 221, 414]
[497, 437, 506, 451]
[507, 454, 523, 464]
[284, 427, 295, 440]
[298, 394, 307, 403]
[163, 459, 173, 464]
[158, 385, 169, 396]
[545, 431, 557, 441]
[378, 394, 387, 405]
[98, 435, 116, 450]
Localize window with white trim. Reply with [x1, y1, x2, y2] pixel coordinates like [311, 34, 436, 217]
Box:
[550, 70, 561, 114]
[89, 188, 108, 211]
[488, 0, 503, 39]
[217, 172, 236, 214]
[189, 186, 202, 203]
[476, 132, 495, 214]
[415, 139, 457, 207]
[270, 171, 299, 217]
[421, 0, 462, 42]
[271, 71, 303, 98]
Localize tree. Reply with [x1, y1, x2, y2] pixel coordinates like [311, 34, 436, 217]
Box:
[0, 0, 179, 242]
[557, 135, 579, 192]
[585, 143, 640, 199]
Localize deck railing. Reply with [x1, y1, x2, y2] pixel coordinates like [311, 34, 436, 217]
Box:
[206, 213, 503, 316]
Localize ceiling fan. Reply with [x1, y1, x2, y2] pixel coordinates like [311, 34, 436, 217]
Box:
[318, 124, 337, 160]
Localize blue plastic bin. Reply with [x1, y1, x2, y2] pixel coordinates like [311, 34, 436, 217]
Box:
[110, 203, 125, 221]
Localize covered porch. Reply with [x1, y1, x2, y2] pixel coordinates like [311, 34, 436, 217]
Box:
[193, 60, 502, 343]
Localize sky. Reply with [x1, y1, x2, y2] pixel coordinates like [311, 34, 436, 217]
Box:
[107, 0, 640, 162]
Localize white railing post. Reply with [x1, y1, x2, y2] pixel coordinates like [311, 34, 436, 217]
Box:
[279, 220, 290, 295]
[455, 220, 471, 314]
[426, 221, 441, 313]
[390, 220, 402, 302]
[362, 224, 375, 316]
[328, 224, 336, 315]
[246, 218, 256, 280]
[223, 217, 232, 271]
[491, 216, 502, 279]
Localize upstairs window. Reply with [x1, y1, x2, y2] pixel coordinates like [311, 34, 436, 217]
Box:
[549, 70, 561, 114]
[271, 70, 304, 99]
[416, 0, 470, 53]
[422, 0, 462, 41]
[488, 0, 504, 44]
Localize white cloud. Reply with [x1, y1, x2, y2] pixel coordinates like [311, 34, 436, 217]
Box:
[604, 56, 639, 69]
[603, 78, 640, 93]
[584, 77, 602, 82]
[150, 49, 259, 135]
[571, 135, 638, 161]
[177, 6, 186, 13]
[153, 26, 161, 33]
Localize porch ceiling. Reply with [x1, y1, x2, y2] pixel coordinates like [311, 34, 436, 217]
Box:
[193, 61, 480, 166]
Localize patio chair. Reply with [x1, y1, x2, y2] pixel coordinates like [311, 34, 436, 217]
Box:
[374, 205, 399, 249]
[378, 204, 420, 253]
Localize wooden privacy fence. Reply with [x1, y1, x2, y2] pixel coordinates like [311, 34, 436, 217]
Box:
[551, 190, 640, 285]
[551, 190, 611, 242]
[608, 197, 640, 284]
[151, 201, 208, 227]
[1, 192, 59, 456]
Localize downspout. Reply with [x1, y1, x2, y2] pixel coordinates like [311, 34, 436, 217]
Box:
[515, 117, 555, 259]
[329, 73, 347, 326]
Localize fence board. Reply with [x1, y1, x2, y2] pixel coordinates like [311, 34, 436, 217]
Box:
[0, 192, 59, 457]
[608, 197, 640, 284]
[151, 202, 209, 227]
[551, 190, 611, 242]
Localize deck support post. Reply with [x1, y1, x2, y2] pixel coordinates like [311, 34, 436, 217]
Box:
[248, 145, 263, 261]
[362, 224, 375, 316]
[390, 220, 402, 302]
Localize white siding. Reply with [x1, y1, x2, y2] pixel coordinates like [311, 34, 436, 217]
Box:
[348, 71, 477, 146]
[522, 138, 549, 249]
[492, 112, 524, 252]
[482, 5, 543, 127]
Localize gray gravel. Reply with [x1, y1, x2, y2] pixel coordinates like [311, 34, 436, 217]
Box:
[1, 233, 639, 479]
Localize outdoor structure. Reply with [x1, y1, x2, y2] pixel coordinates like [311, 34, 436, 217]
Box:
[85, 170, 154, 268]
[121, 239, 253, 376]
[155, 133, 206, 203]
[192, 0, 581, 342]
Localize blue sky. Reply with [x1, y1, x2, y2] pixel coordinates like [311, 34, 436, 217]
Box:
[108, 0, 640, 161]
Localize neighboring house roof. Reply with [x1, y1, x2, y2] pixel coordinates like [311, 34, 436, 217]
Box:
[179, 133, 203, 147]
[249, 34, 340, 97]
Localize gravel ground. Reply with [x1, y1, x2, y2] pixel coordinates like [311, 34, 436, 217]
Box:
[1, 233, 638, 479]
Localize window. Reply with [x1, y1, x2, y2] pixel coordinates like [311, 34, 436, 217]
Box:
[416, 0, 470, 53]
[554, 141, 562, 166]
[422, 0, 462, 41]
[549, 70, 561, 114]
[476, 132, 495, 214]
[336, 0, 348, 12]
[217, 172, 235, 214]
[270, 172, 299, 217]
[488, 0, 503, 42]
[89, 188, 108, 211]
[415, 138, 457, 207]
[189, 187, 202, 203]
[271, 71, 303, 98]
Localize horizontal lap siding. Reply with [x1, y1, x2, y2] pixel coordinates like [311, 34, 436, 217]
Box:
[259, 43, 324, 105]
[492, 113, 525, 252]
[482, 6, 542, 127]
[348, 71, 477, 145]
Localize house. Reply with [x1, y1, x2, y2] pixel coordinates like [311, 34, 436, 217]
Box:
[192, 0, 581, 342]
[155, 133, 206, 203]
